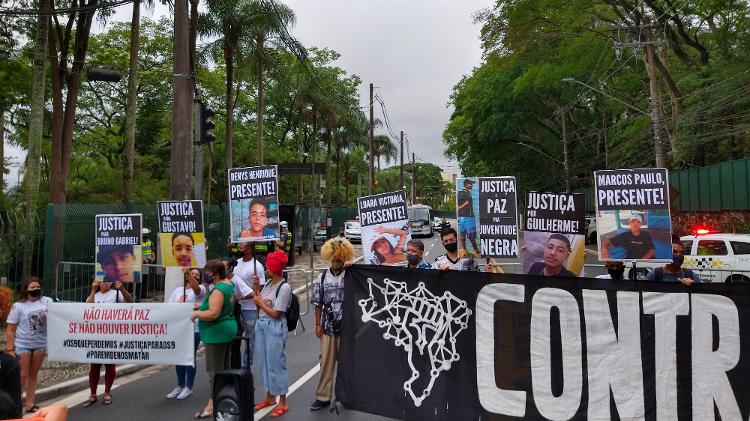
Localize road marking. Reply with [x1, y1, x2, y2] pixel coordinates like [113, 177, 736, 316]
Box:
[46, 383, 122, 410]
[255, 364, 321, 420]
[429, 243, 434, 248]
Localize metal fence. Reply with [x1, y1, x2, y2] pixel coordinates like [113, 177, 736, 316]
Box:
[0, 208, 45, 290]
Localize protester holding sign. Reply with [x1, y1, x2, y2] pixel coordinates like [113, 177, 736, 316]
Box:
[5, 277, 53, 413]
[358, 191, 411, 266]
[432, 228, 480, 272]
[83, 279, 132, 408]
[228, 166, 280, 243]
[190, 260, 237, 419]
[594, 169, 672, 261]
[646, 236, 702, 285]
[406, 240, 431, 269]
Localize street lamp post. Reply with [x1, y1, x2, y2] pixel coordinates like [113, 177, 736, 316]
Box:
[562, 77, 664, 168]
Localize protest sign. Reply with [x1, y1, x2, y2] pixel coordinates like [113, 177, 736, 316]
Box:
[47, 302, 194, 365]
[228, 165, 279, 242]
[338, 265, 750, 421]
[358, 191, 411, 265]
[157, 200, 206, 268]
[457, 177, 519, 258]
[95, 214, 142, 283]
[523, 192, 586, 276]
[594, 168, 672, 262]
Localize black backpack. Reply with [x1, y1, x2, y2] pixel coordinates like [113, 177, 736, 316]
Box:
[276, 281, 300, 331]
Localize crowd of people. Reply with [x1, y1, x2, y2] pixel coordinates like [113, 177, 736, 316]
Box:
[0, 216, 705, 421]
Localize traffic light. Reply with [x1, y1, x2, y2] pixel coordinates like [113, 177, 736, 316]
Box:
[198, 103, 216, 145]
[86, 67, 122, 82]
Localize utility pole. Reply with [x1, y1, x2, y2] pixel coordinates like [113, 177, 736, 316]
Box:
[562, 110, 571, 192]
[643, 17, 666, 168]
[369, 83, 374, 194]
[400, 131, 404, 191]
[170, 0, 193, 199]
[411, 152, 417, 204]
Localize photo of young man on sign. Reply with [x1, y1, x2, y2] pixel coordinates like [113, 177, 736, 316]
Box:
[95, 214, 142, 283]
[594, 168, 672, 261]
[157, 200, 207, 267]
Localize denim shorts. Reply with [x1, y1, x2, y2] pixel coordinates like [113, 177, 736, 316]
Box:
[15, 346, 46, 355]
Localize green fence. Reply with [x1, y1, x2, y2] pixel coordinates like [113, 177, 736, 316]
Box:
[0, 209, 45, 290]
[576, 158, 750, 213]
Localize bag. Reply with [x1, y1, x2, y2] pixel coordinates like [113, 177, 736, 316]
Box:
[275, 281, 300, 331]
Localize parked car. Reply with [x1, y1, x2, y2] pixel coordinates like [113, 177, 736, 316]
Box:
[314, 228, 328, 244]
[344, 221, 361, 243]
[627, 232, 750, 282]
[433, 217, 444, 230]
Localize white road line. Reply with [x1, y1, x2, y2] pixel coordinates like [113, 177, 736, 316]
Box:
[255, 364, 321, 420]
[46, 383, 121, 410]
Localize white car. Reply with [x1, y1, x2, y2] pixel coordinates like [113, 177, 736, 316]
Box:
[629, 232, 750, 282]
[344, 221, 361, 243]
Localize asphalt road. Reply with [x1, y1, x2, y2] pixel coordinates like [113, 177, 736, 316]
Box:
[41, 227, 608, 421]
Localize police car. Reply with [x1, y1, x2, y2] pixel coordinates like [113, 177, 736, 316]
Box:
[630, 230, 750, 282]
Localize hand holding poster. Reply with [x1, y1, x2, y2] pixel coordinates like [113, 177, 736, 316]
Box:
[228, 165, 280, 242]
[457, 177, 519, 258]
[523, 192, 586, 277]
[157, 200, 206, 268]
[594, 168, 672, 261]
[95, 214, 142, 283]
[358, 191, 411, 265]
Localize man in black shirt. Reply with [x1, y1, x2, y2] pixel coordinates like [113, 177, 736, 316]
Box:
[456, 179, 480, 255]
[601, 214, 655, 259]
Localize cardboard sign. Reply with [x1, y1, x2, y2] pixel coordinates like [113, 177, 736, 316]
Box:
[456, 177, 519, 258]
[228, 165, 280, 242]
[95, 214, 142, 283]
[358, 191, 411, 266]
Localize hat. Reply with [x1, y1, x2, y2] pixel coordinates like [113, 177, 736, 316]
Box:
[463, 179, 474, 186]
[280, 221, 288, 228]
[142, 228, 150, 235]
[266, 250, 288, 276]
[629, 214, 643, 223]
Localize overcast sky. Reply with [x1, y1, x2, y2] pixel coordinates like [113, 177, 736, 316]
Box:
[5, 0, 490, 188]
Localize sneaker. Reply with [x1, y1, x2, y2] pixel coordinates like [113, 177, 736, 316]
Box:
[176, 388, 193, 400]
[166, 387, 183, 399]
[309, 399, 330, 411]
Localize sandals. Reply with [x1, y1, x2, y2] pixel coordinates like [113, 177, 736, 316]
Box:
[194, 408, 212, 419]
[254, 399, 277, 411]
[25, 405, 40, 413]
[83, 396, 97, 408]
[269, 405, 289, 417]
[103, 394, 113, 406]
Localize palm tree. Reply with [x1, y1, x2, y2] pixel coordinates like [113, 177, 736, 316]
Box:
[373, 134, 397, 171]
[246, 0, 295, 165]
[199, 0, 255, 169]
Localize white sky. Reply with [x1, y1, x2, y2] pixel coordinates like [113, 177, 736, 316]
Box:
[6, 0, 490, 189]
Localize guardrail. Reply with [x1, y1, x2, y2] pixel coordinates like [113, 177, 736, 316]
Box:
[54, 262, 166, 302]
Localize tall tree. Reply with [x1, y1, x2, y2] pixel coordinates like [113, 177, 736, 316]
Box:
[122, 0, 142, 208]
[373, 134, 397, 171]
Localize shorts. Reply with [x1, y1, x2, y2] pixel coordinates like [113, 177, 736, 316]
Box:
[458, 217, 476, 236]
[15, 346, 46, 355]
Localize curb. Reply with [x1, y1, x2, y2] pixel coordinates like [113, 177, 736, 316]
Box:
[35, 363, 149, 403]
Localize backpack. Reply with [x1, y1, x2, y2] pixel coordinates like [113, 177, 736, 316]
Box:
[653, 267, 695, 281]
[276, 280, 300, 331]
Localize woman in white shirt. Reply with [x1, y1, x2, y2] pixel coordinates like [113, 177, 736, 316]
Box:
[82, 279, 132, 408]
[165, 268, 206, 400]
[5, 277, 53, 413]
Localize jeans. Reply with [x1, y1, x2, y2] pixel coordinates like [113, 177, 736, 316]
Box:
[175, 331, 201, 389]
[240, 309, 257, 369]
[255, 317, 289, 396]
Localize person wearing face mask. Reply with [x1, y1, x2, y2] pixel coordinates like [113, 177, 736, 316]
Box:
[431, 228, 480, 271]
[5, 277, 53, 413]
[595, 261, 626, 280]
[646, 236, 701, 285]
[309, 238, 354, 411]
[406, 240, 431, 269]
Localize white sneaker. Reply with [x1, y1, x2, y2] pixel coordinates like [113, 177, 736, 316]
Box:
[176, 388, 193, 400]
[166, 387, 183, 399]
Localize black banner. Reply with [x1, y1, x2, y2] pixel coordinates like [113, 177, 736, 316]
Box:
[525, 192, 585, 235]
[594, 168, 669, 211]
[157, 200, 204, 233]
[478, 177, 519, 258]
[337, 265, 750, 421]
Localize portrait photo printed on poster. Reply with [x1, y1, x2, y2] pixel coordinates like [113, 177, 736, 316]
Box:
[157, 200, 207, 268]
[228, 165, 280, 242]
[358, 191, 411, 266]
[95, 213, 143, 283]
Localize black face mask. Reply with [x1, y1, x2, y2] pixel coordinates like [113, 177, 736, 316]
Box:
[407, 255, 421, 266]
[444, 243, 458, 253]
[607, 267, 625, 280]
[27, 290, 42, 298]
[234, 250, 245, 259]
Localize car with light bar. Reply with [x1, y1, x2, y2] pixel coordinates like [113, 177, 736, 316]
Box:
[628, 228, 750, 282]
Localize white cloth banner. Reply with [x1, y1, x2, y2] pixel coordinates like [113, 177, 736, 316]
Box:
[47, 302, 194, 365]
